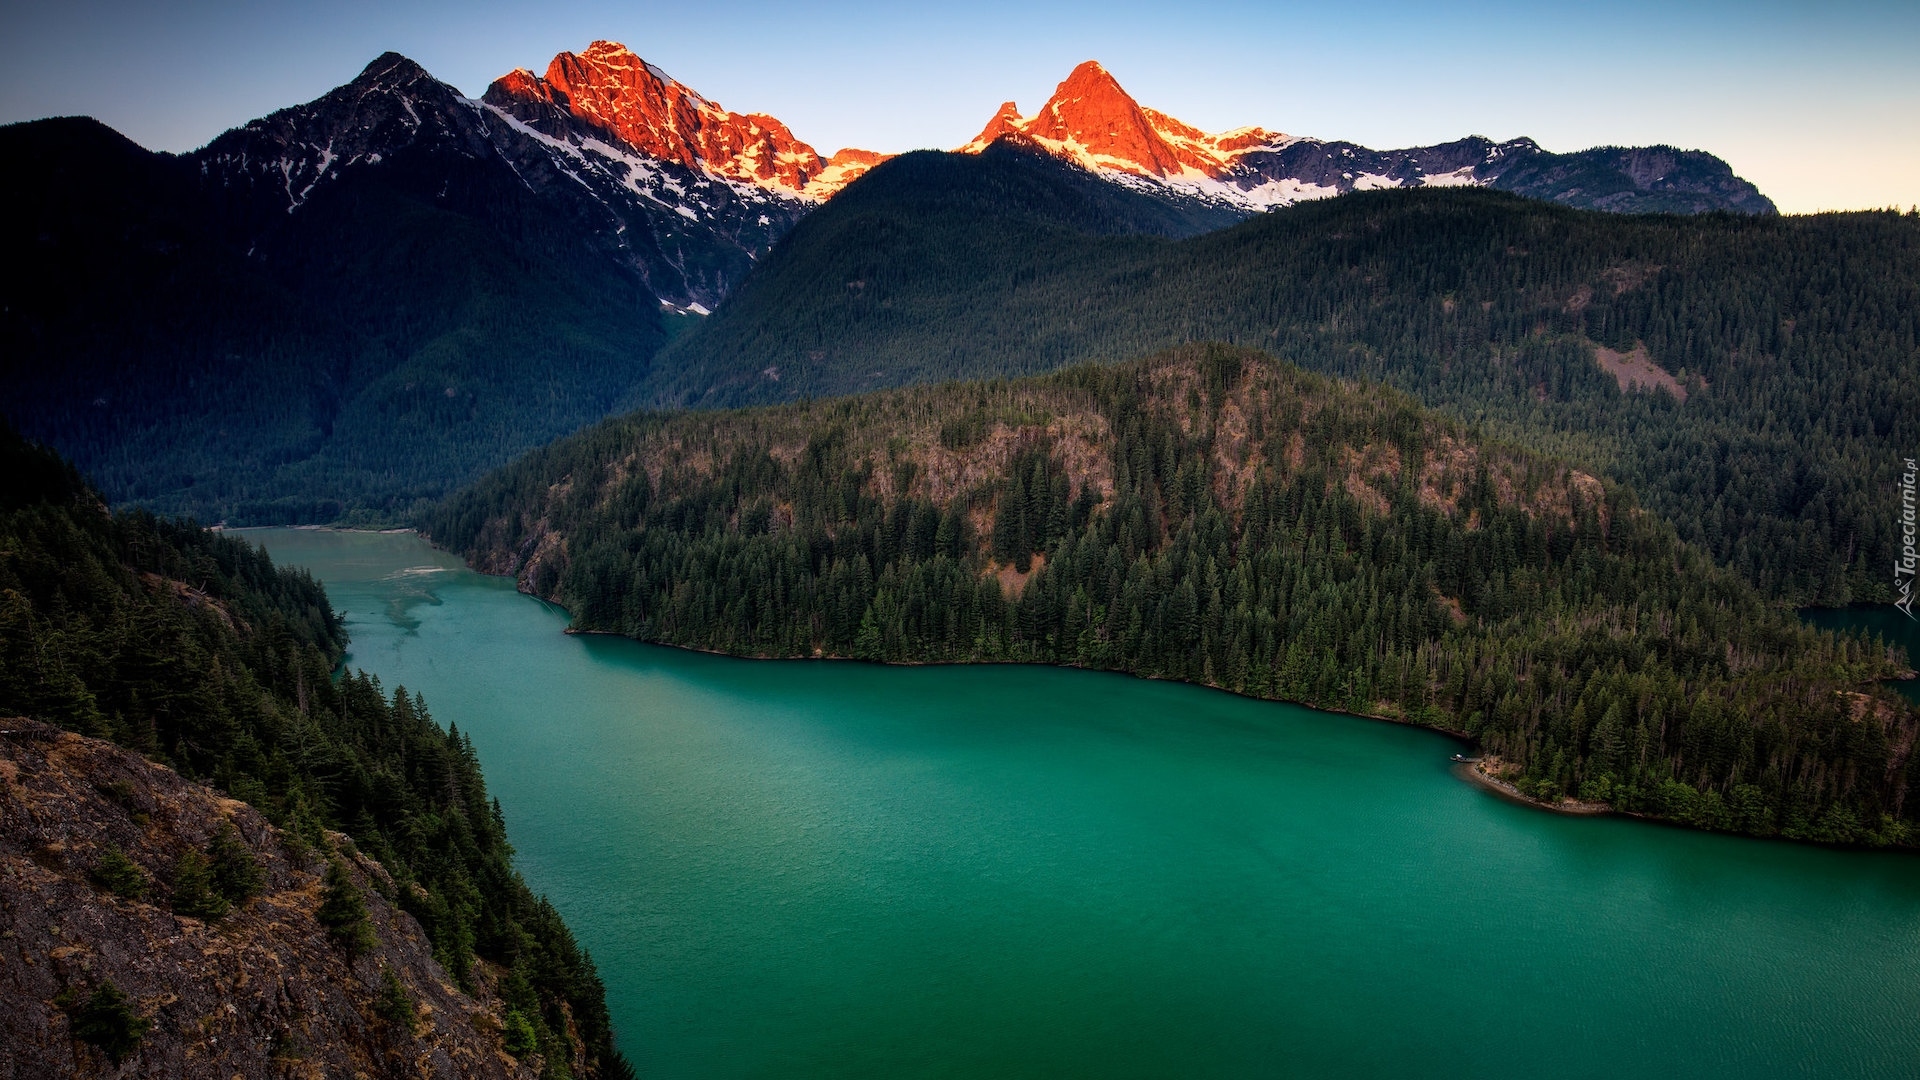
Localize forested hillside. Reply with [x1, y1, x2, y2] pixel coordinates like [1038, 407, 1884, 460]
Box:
[431, 345, 1919, 846]
[0, 428, 633, 1077]
[654, 174, 1920, 605]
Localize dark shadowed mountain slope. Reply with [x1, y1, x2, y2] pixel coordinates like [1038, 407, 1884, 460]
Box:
[1485, 143, 1776, 214]
[0, 97, 667, 524]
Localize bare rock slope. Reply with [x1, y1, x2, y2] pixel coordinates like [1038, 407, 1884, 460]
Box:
[0, 719, 536, 1080]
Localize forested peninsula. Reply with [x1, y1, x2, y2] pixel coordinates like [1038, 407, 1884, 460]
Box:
[429, 344, 1920, 847]
[0, 428, 633, 1078]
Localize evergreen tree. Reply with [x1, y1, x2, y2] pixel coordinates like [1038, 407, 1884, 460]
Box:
[374, 967, 417, 1031]
[0, 427, 635, 1077]
[504, 1010, 539, 1058]
[428, 343, 1920, 847]
[208, 823, 266, 905]
[67, 981, 151, 1066]
[90, 845, 148, 901]
[316, 859, 377, 957]
[169, 850, 229, 921]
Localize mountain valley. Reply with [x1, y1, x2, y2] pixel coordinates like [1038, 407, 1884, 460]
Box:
[3, 19, 1920, 1078]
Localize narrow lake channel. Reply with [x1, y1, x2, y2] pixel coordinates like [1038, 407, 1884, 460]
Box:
[251, 528, 1920, 1080]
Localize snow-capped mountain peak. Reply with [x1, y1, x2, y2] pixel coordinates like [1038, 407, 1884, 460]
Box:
[186, 47, 1774, 317]
[955, 60, 1293, 185]
[485, 40, 871, 201]
[951, 61, 1771, 216]
[197, 52, 496, 217]
[193, 48, 831, 309]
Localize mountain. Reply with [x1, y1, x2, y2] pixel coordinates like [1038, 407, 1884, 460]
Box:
[0, 103, 667, 524]
[484, 39, 879, 204]
[649, 176, 1920, 606]
[954, 60, 1775, 215]
[0, 428, 633, 1076]
[201, 45, 824, 311]
[0, 43, 1781, 527]
[0, 44, 881, 524]
[426, 343, 1918, 845]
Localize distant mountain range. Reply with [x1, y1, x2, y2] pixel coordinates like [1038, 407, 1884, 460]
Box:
[182, 42, 1781, 311]
[950, 60, 1775, 216]
[0, 41, 1782, 526]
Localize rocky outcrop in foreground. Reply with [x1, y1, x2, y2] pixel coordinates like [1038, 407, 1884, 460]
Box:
[0, 719, 535, 1079]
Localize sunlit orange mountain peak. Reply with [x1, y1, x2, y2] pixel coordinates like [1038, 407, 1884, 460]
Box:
[485, 40, 880, 199]
[958, 60, 1286, 179]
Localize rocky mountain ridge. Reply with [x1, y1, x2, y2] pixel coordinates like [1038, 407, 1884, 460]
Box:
[0, 42, 1780, 524]
[947, 60, 1775, 215]
[201, 49, 805, 309]
[484, 40, 878, 201]
[183, 44, 1776, 311]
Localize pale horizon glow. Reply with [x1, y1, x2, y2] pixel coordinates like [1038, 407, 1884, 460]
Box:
[2, 1, 1916, 214]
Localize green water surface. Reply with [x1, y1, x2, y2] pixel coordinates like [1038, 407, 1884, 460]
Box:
[249, 528, 1920, 1079]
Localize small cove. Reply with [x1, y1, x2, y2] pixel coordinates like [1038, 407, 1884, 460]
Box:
[1801, 604, 1920, 705]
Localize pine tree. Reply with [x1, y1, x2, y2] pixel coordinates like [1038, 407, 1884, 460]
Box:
[503, 1009, 539, 1057]
[316, 859, 376, 956]
[1588, 703, 1626, 778]
[208, 823, 265, 905]
[169, 849, 229, 921]
[67, 981, 152, 1066]
[90, 845, 148, 900]
[374, 966, 417, 1031]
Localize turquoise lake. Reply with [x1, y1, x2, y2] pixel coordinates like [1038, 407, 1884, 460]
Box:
[250, 528, 1920, 1079]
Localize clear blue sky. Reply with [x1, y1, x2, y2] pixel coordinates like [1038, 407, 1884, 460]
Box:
[3, 0, 1914, 213]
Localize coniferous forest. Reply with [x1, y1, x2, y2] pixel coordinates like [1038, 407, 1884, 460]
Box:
[0, 428, 632, 1078]
[429, 344, 1920, 847]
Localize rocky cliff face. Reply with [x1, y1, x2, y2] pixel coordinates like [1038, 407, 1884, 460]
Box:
[486, 40, 833, 197]
[960, 61, 1278, 179]
[199, 52, 500, 222]
[0, 719, 540, 1080]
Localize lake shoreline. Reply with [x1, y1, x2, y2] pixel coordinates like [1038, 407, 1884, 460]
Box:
[562, 625, 1479, 742]
[1455, 757, 1614, 816]
[374, 530, 1911, 851]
